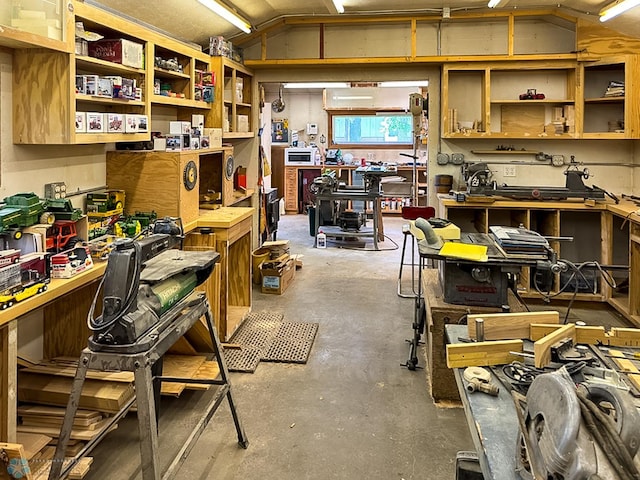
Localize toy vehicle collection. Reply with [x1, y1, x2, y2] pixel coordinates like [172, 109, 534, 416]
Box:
[0, 251, 50, 310]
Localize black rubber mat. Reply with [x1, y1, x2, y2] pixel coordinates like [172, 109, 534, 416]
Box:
[262, 322, 319, 364]
[223, 346, 263, 373]
[230, 311, 283, 350]
[226, 312, 318, 370]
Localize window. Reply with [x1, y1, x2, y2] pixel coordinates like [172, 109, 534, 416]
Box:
[328, 110, 413, 148]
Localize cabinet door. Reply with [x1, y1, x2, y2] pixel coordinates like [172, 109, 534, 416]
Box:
[284, 168, 298, 212]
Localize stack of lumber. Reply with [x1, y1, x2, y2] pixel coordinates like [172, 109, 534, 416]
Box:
[17, 405, 111, 442]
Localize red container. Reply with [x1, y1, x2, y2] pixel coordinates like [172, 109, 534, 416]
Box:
[88, 39, 144, 69]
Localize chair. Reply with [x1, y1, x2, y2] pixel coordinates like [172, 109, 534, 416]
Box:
[397, 206, 436, 298]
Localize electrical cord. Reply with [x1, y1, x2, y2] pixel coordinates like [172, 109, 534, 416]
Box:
[502, 361, 587, 394]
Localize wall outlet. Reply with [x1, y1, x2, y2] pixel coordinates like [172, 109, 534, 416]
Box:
[504, 165, 517, 177]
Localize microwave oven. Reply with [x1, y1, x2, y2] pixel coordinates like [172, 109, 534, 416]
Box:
[285, 147, 318, 166]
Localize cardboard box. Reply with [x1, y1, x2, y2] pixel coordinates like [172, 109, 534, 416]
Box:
[88, 38, 144, 69]
[86, 112, 104, 133]
[97, 77, 113, 98]
[75, 75, 86, 94]
[170, 121, 191, 135]
[137, 115, 148, 133]
[236, 115, 249, 132]
[261, 258, 295, 295]
[203, 128, 222, 148]
[75, 112, 86, 133]
[85, 75, 99, 96]
[125, 114, 138, 133]
[234, 166, 247, 190]
[107, 113, 124, 133]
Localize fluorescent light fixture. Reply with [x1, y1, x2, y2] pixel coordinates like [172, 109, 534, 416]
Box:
[600, 0, 640, 21]
[487, 0, 502, 7]
[198, 0, 251, 33]
[283, 82, 350, 89]
[333, 95, 374, 100]
[379, 81, 429, 88]
[332, 0, 345, 13]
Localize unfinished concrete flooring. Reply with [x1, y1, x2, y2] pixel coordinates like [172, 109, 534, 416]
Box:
[85, 214, 473, 479]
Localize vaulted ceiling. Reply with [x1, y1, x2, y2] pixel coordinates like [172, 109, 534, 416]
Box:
[90, 0, 640, 51]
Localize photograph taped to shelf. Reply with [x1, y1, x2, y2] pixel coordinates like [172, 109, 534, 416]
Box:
[108, 113, 124, 133]
[75, 112, 86, 133]
[86, 112, 104, 133]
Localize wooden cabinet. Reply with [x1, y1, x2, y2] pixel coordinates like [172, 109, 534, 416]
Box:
[106, 149, 223, 228]
[11, 1, 211, 145]
[578, 55, 640, 139]
[0, 0, 72, 51]
[439, 198, 607, 301]
[206, 56, 254, 139]
[284, 167, 299, 213]
[442, 61, 577, 139]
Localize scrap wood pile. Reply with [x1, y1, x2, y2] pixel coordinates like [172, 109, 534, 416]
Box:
[12, 320, 223, 479]
[259, 240, 303, 272]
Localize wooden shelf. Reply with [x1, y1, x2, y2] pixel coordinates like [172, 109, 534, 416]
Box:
[471, 150, 541, 154]
[230, 189, 255, 205]
[153, 67, 190, 79]
[151, 95, 211, 109]
[490, 99, 574, 104]
[585, 96, 625, 103]
[76, 56, 145, 75]
[75, 132, 150, 144]
[223, 132, 255, 139]
[76, 94, 145, 107]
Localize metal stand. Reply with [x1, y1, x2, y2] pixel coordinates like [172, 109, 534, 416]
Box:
[397, 225, 419, 298]
[48, 292, 248, 480]
[403, 256, 426, 370]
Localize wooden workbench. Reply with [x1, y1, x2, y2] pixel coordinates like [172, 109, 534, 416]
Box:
[0, 262, 107, 442]
[196, 207, 254, 341]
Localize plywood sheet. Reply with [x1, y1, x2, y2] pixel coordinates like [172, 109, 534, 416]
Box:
[160, 354, 207, 397]
[501, 104, 545, 134]
[16, 433, 51, 460]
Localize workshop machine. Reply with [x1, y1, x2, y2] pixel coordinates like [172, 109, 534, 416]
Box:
[87, 218, 218, 351]
[310, 166, 394, 232]
[516, 369, 640, 479]
[462, 160, 613, 201]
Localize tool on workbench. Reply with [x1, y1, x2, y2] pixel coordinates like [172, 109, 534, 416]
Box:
[463, 366, 499, 396]
[50, 217, 249, 480]
[515, 368, 640, 479]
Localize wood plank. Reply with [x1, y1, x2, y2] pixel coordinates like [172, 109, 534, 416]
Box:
[166, 336, 199, 356]
[534, 324, 576, 368]
[529, 323, 563, 341]
[17, 417, 116, 441]
[576, 19, 640, 56]
[17, 406, 100, 421]
[576, 325, 607, 344]
[17, 373, 134, 413]
[446, 340, 523, 368]
[20, 362, 134, 383]
[31, 456, 93, 480]
[160, 355, 207, 397]
[611, 357, 639, 373]
[609, 327, 640, 347]
[467, 311, 559, 340]
[185, 361, 221, 390]
[0, 443, 32, 480]
[500, 104, 545, 134]
[16, 433, 52, 460]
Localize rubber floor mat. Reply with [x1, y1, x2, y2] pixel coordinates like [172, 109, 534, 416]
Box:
[262, 322, 319, 364]
[223, 346, 262, 373]
[230, 312, 283, 351]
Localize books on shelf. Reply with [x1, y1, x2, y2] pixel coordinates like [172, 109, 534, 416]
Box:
[603, 80, 625, 97]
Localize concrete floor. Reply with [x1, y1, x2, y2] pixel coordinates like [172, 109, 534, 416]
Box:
[84, 213, 629, 479]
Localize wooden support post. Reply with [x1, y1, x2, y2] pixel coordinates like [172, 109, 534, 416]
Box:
[446, 340, 523, 368]
[0, 322, 17, 443]
[533, 324, 576, 368]
[467, 311, 559, 340]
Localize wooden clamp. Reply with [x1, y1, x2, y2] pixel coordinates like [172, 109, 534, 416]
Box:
[467, 311, 560, 341]
[446, 340, 523, 369]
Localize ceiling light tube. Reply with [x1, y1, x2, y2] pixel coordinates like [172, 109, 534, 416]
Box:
[332, 0, 345, 14]
[487, 0, 502, 7]
[198, 0, 251, 33]
[600, 0, 640, 21]
[283, 82, 350, 89]
[379, 81, 429, 87]
[333, 95, 374, 100]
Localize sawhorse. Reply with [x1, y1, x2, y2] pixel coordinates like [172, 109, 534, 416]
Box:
[48, 292, 248, 480]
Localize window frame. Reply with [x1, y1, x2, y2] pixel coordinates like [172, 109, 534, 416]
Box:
[327, 109, 414, 149]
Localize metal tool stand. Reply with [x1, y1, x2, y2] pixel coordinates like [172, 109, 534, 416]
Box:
[48, 292, 248, 480]
[404, 250, 426, 370]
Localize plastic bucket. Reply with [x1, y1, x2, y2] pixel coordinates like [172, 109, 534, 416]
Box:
[252, 248, 271, 285]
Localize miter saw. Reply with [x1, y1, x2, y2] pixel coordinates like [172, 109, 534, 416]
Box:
[87, 218, 219, 352]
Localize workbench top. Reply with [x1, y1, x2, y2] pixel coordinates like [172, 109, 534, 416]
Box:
[0, 261, 108, 329]
[196, 207, 254, 229]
